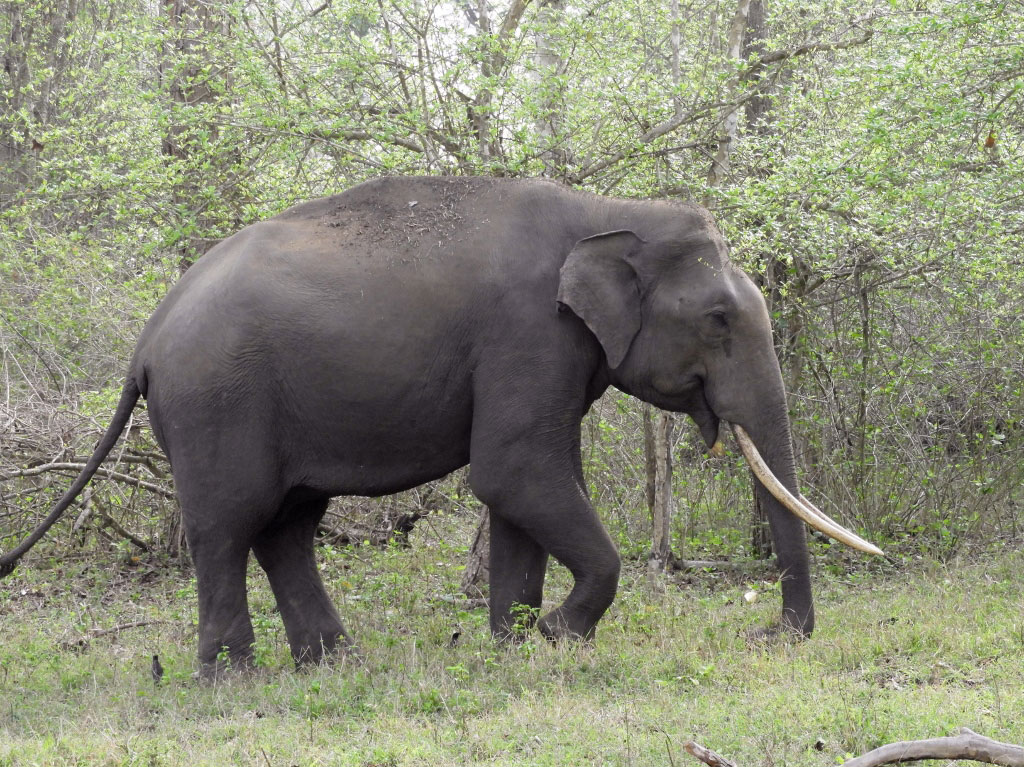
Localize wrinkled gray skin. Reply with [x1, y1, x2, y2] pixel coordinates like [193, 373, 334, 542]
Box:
[3, 177, 813, 674]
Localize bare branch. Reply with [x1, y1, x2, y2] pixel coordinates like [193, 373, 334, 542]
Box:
[303, 127, 425, 154]
[745, 27, 875, 80]
[1, 463, 174, 498]
[568, 82, 780, 184]
[278, 0, 332, 38]
[97, 512, 150, 552]
[568, 108, 703, 183]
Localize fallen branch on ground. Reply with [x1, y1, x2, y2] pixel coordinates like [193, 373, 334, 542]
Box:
[684, 740, 737, 767]
[842, 728, 1024, 767]
[670, 558, 773, 573]
[683, 730, 1024, 767]
[97, 512, 150, 552]
[434, 594, 489, 610]
[316, 509, 429, 548]
[628, 552, 774, 573]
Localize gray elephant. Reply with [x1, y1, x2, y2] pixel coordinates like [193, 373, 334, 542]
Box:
[0, 176, 880, 675]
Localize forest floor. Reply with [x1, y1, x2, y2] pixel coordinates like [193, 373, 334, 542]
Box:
[1, 515, 1022, 767]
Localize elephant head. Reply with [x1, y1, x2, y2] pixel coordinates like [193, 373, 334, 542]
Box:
[557, 209, 881, 637]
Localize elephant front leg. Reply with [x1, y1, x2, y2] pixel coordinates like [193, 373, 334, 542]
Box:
[535, 524, 621, 643]
[471, 454, 621, 643]
[487, 511, 549, 641]
[469, 353, 621, 643]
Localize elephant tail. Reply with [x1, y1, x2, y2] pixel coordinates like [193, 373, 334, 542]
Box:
[0, 377, 142, 578]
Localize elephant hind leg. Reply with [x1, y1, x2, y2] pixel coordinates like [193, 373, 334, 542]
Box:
[187, 532, 257, 677]
[252, 494, 354, 666]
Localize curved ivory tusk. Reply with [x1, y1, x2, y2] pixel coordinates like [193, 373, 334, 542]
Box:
[732, 424, 884, 556]
[797, 492, 876, 550]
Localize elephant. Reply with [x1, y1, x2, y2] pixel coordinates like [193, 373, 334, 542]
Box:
[0, 176, 881, 675]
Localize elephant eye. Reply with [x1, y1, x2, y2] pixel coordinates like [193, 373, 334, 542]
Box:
[706, 309, 729, 330]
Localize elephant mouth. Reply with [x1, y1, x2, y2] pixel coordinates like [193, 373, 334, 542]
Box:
[683, 384, 721, 449]
[716, 425, 884, 556]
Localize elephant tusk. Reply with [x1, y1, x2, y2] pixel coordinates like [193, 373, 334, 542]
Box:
[796, 492, 883, 554]
[731, 424, 884, 556]
[709, 440, 726, 457]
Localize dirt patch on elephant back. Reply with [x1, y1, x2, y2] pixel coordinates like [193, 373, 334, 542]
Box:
[312, 177, 486, 261]
[385, 177, 477, 247]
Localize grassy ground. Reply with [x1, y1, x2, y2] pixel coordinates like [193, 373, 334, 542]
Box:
[1, 515, 1022, 767]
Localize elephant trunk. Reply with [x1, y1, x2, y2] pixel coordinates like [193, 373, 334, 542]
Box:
[722, 396, 884, 636]
[734, 405, 817, 636]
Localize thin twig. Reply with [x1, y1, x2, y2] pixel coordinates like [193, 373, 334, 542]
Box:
[58, 620, 167, 651]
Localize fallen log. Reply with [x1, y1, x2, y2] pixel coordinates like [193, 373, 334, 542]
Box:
[670, 558, 773, 573]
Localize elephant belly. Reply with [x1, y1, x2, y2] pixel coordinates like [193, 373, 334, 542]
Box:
[279, 354, 476, 498]
[292, 403, 473, 498]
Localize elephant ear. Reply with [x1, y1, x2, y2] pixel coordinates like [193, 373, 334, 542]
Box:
[556, 229, 644, 369]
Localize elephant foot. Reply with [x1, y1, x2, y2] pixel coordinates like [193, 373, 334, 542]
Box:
[292, 633, 362, 669]
[195, 650, 259, 682]
[537, 610, 595, 644]
[743, 620, 809, 645]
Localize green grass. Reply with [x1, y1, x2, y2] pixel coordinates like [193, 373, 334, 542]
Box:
[1, 515, 1022, 766]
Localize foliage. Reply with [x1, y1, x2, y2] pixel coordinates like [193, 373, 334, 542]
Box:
[1, 0, 1022, 563]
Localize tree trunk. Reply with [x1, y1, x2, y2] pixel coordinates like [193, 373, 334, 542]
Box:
[642, 0, 686, 576]
[705, 0, 752, 193]
[532, 0, 567, 175]
[743, 0, 769, 136]
[702, 0, 765, 556]
[750, 476, 773, 559]
[742, 0, 773, 559]
[161, 0, 231, 271]
[645, 405, 674, 571]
